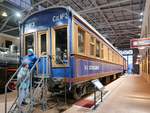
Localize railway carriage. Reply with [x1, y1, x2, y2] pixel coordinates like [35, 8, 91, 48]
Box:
[20, 6, 126, 99]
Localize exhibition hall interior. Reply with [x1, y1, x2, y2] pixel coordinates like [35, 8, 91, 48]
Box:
[0, 0, 150, 113]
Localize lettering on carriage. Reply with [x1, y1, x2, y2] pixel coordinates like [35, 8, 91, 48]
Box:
[84, 65, 99, 71]
[89, 66, 99, 71]
[24, 22, 36, 32]
[52, 12, 68, 22]
[25, 22, 35, 29]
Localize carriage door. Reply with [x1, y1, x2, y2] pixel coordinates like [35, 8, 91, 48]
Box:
[37, 31, 49, 75]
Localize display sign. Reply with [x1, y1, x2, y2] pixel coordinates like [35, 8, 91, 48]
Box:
[130, 38, 150, 48]
[91, 79, 104, 90]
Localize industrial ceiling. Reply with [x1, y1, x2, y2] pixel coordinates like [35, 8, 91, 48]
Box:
[0, 0, 146, 49]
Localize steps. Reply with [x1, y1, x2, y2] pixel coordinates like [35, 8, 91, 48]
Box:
[5, 56, 50, 113]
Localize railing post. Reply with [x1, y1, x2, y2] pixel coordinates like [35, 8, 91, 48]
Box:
[4, 64, 23, 113]
[5, 86, 7, 113]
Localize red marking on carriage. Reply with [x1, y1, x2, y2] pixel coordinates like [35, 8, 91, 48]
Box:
[75, 99, 95, 108]
[7, 68, 17, 72]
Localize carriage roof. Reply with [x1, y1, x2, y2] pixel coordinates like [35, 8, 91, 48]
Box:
[21, 6, 123, 58]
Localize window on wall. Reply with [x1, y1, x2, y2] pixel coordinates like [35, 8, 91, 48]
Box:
[109, 50, 112, 61]
[39, 33, 47, 55]
[25, 34, 34, 55]
[78, 29, 85, 53]
[41, 34, 46, 53]
[5, 40, 12, 48]
[101, 43, 104, 59]
[112, 52, 114, 62]
[108, 48, 109, 60]
[96, 40, 100, 57]
[90, 37, 95, 56]
[55, 27, 68, 64]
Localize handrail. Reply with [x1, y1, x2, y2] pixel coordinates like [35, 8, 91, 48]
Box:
[5, 64, 23, 113]
[20, 58, 40, 84]
[5, 58, 40, 113]
[18, 55, 50, 111]
[5, 64, 23, 89]
[21, 55, 50, 84]
[5, 55, 50, 113]
[33, 78, 44, 97]
[8, 97, 18, 113]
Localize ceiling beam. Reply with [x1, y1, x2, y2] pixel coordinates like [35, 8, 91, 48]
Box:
[1, 27, 19, 33]
[83, 3, 141, 15]
[88, 0, 120, 44]
[96, 19, 141, 29]
[0, 33, 19, 39]
[78, 0, 131, 14]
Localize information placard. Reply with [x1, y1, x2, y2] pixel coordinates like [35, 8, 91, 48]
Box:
[91, 79, 104, 90]
[130, 38, 150, 48]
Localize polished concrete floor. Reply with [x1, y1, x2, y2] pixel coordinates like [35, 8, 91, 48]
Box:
[1, 74, 150, 113]
[65, 74, 150, 113]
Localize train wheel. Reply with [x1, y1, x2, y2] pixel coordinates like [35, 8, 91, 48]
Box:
[73, 85, 86, 100]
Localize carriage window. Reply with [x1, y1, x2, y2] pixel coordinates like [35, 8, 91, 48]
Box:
[90, 37, 95, 56]
[78, 29, 85, 53]
[40, 34, 47, 55]
[96, 40, 100, 57]
[101, 43, 104, 59]
[25, 34, 34, 55]
[108, 48, 109, 61]
[112, 52, 114, 62]
[55, 28, 68, 64]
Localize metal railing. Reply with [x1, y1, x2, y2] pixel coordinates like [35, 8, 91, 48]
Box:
[5, 55, 51, 113]
[5, 58, 40, 113]
[22, 55, 50, 112]
[18, 58, 41, 113]
[5, 64, 23, 113]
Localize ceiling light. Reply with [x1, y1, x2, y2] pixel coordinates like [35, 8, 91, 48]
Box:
[138, 25, 141, 28]
[140, 12, 143, 16]
[139, 18, 143, 22]
[2, 12, 7, 17]
[16, 12, 21, 18]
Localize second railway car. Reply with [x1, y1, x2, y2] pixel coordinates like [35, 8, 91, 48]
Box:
[20, 6, 126, 99]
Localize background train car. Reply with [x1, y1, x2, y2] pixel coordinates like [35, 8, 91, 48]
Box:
[20, 6, 126, 99]
[0, 45, 19, 91]
[123, 58, 127, 73]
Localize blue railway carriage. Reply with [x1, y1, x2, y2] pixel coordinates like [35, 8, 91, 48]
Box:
[20, 6, 126, 99]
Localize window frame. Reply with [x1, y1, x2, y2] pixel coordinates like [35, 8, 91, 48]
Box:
[77, 27, 85, 55]
[23, 33, 35, 55]
[89, 36, 95, 56]
[37, 30, 49, 56]
[52, 25, 69, 67]
[95, 39, 100, 58]
[101, 42, 104, 59]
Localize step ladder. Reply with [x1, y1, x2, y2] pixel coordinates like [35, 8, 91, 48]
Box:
[5, 55, 51, 113]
